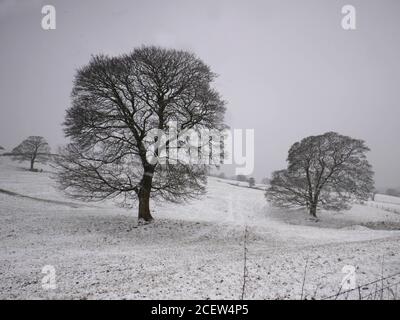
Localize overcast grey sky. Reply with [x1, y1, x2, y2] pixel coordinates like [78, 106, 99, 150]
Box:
[0, 0, 399, 188]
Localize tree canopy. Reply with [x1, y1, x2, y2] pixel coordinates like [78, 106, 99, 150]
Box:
[12, 136, 51, 171]
[265, 132, 374, 217]
[56, 46, 226, 221]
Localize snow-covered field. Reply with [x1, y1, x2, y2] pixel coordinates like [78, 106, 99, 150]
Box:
[1, 157, 400, 299]
[375, 194, 400, 205]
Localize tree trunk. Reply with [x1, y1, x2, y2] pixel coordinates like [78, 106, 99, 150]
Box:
[138, 189, 153, 221]
[309, 202, 317, 217]
[137, 171, 154, 222]
[309, 192, 320, 218]
[30, 158, 35, 171]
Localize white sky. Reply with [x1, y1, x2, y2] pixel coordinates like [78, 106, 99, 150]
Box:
[0, 0, 399, 188]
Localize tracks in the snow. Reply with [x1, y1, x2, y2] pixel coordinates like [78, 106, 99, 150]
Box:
[0, 187, 88, 208]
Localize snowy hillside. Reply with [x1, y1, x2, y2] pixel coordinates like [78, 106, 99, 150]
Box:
[375, 194, 400, 205]
[1, 158, 400, 299]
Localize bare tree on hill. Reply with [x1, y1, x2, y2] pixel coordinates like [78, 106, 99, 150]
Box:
[11, 136, 51, 171]
[56, 46, 226, 222]
[266, 132, 374, 217]
[248, 177, 255, 188]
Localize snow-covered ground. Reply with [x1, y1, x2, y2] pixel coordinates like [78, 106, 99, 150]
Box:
[1, 157, 400, 299]
[375, 194, 400, 205]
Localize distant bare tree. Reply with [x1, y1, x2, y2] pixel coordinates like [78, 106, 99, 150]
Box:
[266, 132, 374, 217]
[12, 136, 51, 171]
[56, 46, 226, 222]
[236, 175, 248, 182]
[248, 177, 255, 188]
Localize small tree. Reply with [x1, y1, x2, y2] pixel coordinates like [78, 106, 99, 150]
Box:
[248, 177, 255, 188]
[56, 46, 226, 222]
[236, 175, 247, 182]
[12, 136, 51, 171]
[266, 132, 374, 217]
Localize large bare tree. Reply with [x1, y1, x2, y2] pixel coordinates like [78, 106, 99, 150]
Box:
[56, 46, 226, 222]
[12, 136, 51, 171]
[265, 132, 374, 217]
